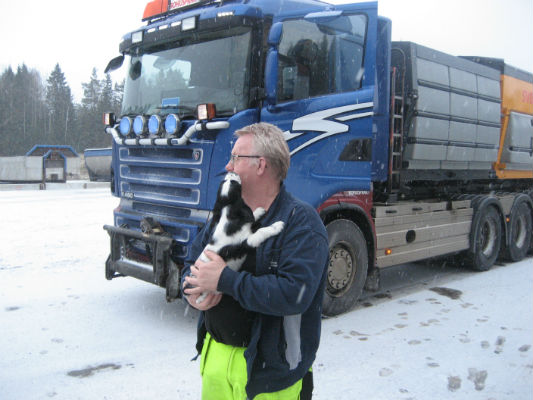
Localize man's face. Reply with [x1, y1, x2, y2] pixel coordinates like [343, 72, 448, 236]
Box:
[225, 134, 258, 190]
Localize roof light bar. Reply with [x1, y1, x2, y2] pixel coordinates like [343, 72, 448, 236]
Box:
[182, 16, 196, 31]
[132, 31, 143, 44]
[217, 11, 234, 18]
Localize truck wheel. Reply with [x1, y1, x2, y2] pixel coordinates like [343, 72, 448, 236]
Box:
[467, 206, 502, 271]
[322, 219, 368, 316]
[504, 201, 532, 262]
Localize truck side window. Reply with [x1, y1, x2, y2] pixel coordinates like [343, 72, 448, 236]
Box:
[277, 14, 367, 102]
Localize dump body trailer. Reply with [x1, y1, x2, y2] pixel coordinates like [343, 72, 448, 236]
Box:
[84, 148, 112, 182]
[103, 0, 533, 316]
[464, 58, 533, 179]
[392, 42, 502, 182]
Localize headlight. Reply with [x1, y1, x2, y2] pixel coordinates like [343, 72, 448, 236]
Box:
[119, 117, 132, 136]
[148, 115, 162, 135]
[133, 115, 146, 136]
[165, 114, 180, 135]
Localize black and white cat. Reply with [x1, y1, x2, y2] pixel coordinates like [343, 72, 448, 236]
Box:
[194, 172, 284, 303]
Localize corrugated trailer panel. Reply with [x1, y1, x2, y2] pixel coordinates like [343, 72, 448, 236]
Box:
[391, 42, 502, 178]
[460, 57, 533, 177]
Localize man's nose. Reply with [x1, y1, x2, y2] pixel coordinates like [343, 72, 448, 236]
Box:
[225, 160, 233, 172]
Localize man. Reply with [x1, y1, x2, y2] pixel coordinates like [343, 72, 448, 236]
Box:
[182, 122, 329, 400]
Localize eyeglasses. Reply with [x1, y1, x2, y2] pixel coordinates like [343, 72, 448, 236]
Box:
[229, 154, 262, 164]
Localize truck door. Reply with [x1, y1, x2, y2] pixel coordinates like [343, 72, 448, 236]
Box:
[261, 3, 379, 208]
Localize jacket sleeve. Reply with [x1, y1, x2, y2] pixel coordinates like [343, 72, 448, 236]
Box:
[217, 204, 329, 316]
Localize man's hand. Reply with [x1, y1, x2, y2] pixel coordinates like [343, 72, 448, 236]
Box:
[183, 289, 222, 311]
[183, 250, 226, 310]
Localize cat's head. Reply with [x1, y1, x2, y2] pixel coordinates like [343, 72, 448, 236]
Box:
[219, 172, 242, 199]
[224, 172, 241, 185]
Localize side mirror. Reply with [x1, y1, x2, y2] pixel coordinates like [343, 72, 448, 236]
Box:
[104, 55, 125, 74]
[129, 60, 142, 80]
[268, 22, 283, 46]
[265, 22, 283, 108]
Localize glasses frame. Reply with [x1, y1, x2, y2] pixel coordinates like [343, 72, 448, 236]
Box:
[229, 154, 262, 164]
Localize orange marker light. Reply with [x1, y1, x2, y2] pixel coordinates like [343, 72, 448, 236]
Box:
[197, 103, 216, 121]
[143, 0, 168, 20]
[103, 112, 115, 126]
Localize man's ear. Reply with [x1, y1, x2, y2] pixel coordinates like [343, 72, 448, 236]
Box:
[256, 157, 267, 176]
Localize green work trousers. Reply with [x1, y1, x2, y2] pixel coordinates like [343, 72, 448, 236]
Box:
[200, 333, 303, 400]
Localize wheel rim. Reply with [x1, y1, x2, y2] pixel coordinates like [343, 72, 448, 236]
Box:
[327, 243, 356, 297]
[479, 217, 497, 257]
[513, 213, 527, 249]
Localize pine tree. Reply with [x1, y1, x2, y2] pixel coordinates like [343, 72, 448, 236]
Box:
[0, 65, 48, 155]
[45, 63, 75, 145]
[0, 63, 124, 155]
[0, 67, 17, 155]
[113, 79, 125, 112]
[99, 74, 114, 113]
[81, 68, 101, 112]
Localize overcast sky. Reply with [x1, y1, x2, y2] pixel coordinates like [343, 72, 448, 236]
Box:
[1, 0, 531, 102]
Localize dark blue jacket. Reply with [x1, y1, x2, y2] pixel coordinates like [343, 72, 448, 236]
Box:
[182, 185, 329, 399]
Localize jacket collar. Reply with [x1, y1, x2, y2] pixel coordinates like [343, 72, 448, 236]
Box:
[262, 183, 288, 224]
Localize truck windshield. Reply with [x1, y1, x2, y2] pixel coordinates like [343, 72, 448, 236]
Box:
[121, 27, 252, 118]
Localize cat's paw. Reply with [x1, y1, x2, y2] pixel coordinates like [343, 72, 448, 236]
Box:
[271, 221, 284, 233]
[196, 291, 209, 304]
[253, 207, 266, 220]
[198, 251, 209, 263]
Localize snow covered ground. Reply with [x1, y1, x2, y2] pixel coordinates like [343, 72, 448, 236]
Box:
[0, 187, 531, 399]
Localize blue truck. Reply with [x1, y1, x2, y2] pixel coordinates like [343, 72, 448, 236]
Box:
[103, 0, 533, 316]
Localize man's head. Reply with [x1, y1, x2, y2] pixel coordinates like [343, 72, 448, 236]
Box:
[232, 122, 290, 182]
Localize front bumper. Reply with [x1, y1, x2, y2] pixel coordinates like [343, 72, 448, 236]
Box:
[103, 224, 182, 301]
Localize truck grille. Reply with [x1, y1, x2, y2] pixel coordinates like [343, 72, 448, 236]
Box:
[118, 146, 203, 206]
[115, 144, 211, 261]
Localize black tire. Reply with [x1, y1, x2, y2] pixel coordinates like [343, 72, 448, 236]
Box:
[504, 201, 532, 262]
[322, 219, 368, 316]
[467, 206, 502, 271]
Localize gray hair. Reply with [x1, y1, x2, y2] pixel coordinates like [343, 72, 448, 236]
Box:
[235, 122, 290, 181]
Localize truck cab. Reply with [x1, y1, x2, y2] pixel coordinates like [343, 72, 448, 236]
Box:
[104, 0, 386, 313]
